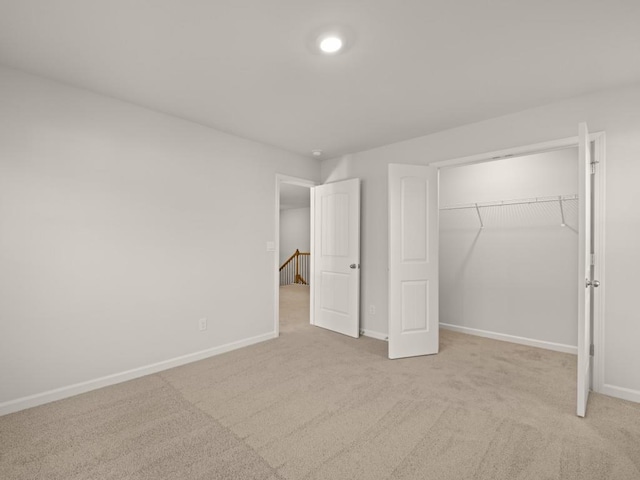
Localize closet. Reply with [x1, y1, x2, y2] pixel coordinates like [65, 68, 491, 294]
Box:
[438, 147, 579, 353]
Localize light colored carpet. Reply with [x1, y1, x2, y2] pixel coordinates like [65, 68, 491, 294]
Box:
[1, 284, 639, 479]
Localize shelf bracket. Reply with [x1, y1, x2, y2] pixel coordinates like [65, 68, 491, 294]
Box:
[474, 203, 484, 229]
[558, 195, 566, 227]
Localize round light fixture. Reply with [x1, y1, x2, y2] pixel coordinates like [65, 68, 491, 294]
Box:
[312, 149, 323, 157]
[319, 35, 343, 54]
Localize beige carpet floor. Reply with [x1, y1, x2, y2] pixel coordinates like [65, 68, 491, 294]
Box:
[1, 284, 639, 479]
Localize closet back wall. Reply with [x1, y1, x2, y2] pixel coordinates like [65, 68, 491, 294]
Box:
[439, 149, 578, 352]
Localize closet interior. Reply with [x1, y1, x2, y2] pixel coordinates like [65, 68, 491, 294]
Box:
[438, 147, 579, 353]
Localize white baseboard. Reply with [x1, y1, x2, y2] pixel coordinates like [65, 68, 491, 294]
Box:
[361, 329, 388, 341]
[0, 331, 277, 417]
[600, 384, 640, 404]
[440, 323, 577, 355]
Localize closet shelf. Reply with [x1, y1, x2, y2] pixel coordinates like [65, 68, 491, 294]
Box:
[439, 194, 578, 211]
[439, 194, 578, 229]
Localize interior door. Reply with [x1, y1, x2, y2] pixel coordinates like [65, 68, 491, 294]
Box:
[388, 164, 439, 359]
[313, 178, 361, 338]
[577, 122, 593, 417]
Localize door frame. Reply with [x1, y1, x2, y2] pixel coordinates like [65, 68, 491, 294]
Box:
[274, 174, 317, 337]
[431, 132, 606, 394]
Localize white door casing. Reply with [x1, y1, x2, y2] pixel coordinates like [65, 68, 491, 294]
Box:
[388, 164, 439, 359]
[313, 179, 361, 338]
[577, 122, 593, 417]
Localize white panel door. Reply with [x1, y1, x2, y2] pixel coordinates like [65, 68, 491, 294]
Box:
[577, 122, 593, 417]
[313, 179, 361, 338]
[388, 164, 439, 359]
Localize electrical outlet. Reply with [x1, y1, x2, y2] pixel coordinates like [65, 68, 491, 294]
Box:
[198, 318, 207, 331]
[369, 305, 376, 315]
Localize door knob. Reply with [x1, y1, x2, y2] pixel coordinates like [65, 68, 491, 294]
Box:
[586, 279, 600, 288]
[350, 264, 360, 269]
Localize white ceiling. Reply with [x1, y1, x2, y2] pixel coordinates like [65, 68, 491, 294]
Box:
[280, 183, 310, 211]
[1, 1, 640, 159]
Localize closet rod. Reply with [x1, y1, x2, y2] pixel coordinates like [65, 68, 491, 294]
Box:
[439, 194, 578, 211]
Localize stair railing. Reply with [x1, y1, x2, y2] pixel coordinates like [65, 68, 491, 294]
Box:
[279, 249, 310, 286]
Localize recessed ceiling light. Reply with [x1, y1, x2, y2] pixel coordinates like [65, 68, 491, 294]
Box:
[318, 35, 343, 54]
[307, 26, 354, 56]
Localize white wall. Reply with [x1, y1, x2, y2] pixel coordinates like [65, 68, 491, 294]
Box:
[279, 207, 311, 266]
[0, 66, 320, 411]
[439, 150, 578, 351]
[322, 82, 640, 401]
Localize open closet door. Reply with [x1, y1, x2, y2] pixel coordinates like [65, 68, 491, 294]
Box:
[313, 179, 361, 338]
[388, 164, 439, 359]
[577, 123, 593, 417]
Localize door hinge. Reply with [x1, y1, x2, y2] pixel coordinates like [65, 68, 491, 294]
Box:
[590, 253, 595, 266]
[590, 344, 595, 356]
[590, 163, 597, 174]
